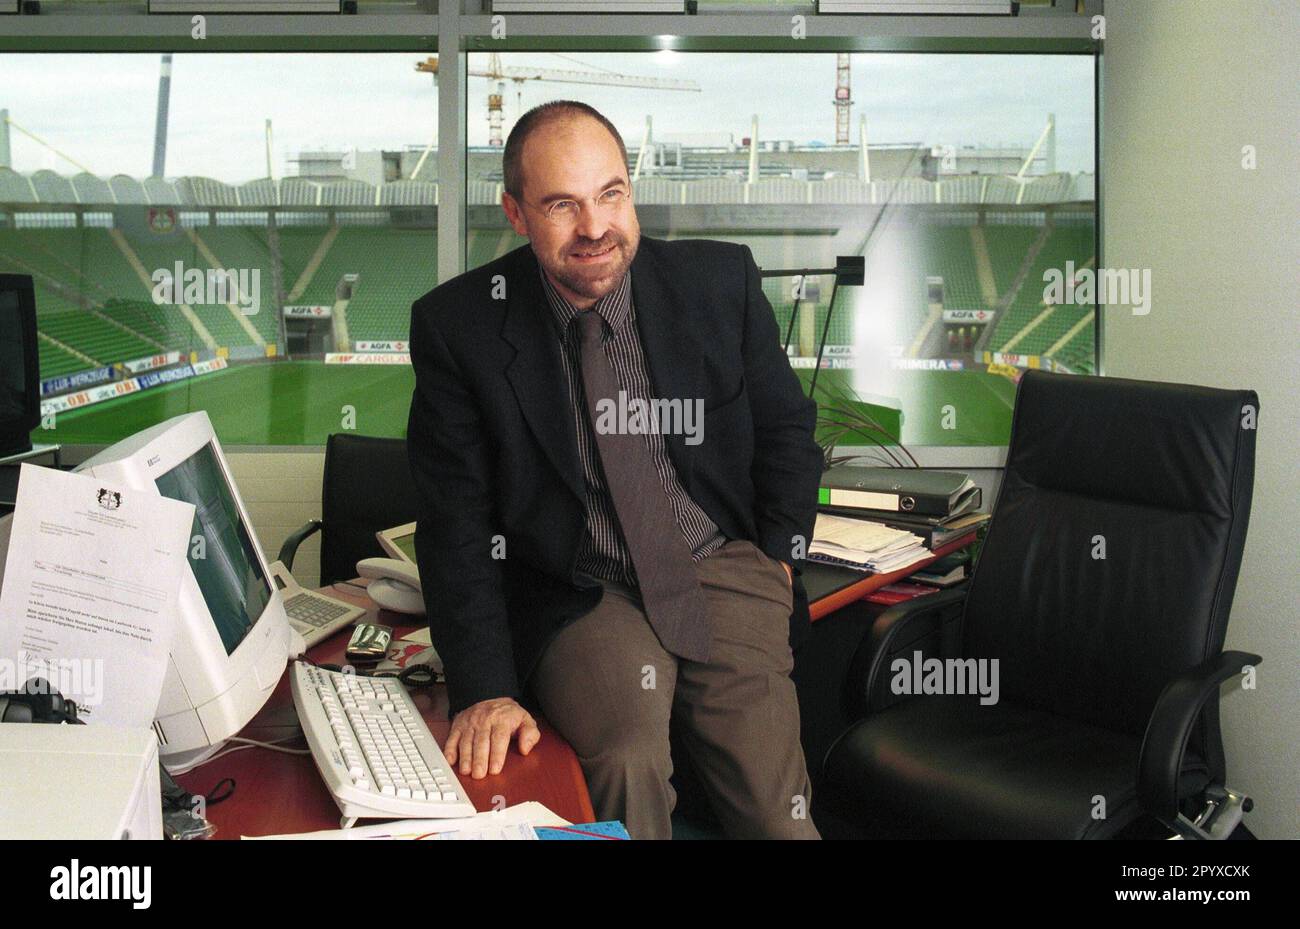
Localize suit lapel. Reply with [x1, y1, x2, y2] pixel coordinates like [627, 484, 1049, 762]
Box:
[499, 237, 706, 505]
[630, 239, 706, 483]
[501, 246, 587, 506]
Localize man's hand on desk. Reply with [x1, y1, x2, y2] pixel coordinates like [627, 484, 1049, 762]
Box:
[443, 697, 541, 779]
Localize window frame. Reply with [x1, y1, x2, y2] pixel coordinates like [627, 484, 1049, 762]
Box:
[0, 1, 1100, 465]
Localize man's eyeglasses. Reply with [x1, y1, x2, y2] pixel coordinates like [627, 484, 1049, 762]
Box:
[530, 187, 632, 226]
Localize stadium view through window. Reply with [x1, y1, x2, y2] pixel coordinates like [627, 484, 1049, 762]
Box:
[0, 51, 1094, 451]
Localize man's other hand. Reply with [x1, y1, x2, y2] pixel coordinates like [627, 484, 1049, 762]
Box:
[443, 697, 541, 778]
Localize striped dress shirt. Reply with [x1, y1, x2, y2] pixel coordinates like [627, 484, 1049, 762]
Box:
[538, 264, 727, 588]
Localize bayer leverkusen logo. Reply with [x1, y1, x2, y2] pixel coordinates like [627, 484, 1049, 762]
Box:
[147, 208, 176, 234]
[96, 488, 122, 510]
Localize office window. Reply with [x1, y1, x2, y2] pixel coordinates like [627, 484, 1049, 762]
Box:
[465, 51, 1096, 449]
[2, 52, 436, 447]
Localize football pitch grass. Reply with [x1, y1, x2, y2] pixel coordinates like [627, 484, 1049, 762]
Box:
[36, 361, 1017, 449]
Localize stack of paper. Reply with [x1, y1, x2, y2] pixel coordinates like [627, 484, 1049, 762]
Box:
[807, 512, 931, 574]
[244, 801, 633, 841]
[245, 801, 568, 840]
[0, 465, 195, 728]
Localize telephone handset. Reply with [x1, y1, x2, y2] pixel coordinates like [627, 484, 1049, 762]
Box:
[356, 558, 425, 616]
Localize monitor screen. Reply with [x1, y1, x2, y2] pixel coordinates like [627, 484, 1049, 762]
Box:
[0, 287, 32, 431]
[392, 531, 418, 566]
[155, 442, 272, 655]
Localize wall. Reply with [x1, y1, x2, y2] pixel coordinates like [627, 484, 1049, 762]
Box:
[227, 451, 325, 590]
[1102, 0, 1299, 838]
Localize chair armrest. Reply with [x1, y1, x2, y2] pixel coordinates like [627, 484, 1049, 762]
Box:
[843, 586, 969, 719]
[1138, 650, 1262, 827]
[277, 519, 323, 573]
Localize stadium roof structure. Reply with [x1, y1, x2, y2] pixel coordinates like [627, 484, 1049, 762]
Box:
[0, 166, 1094, 210]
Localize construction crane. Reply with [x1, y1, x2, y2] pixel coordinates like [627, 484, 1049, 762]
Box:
[416, 53, 700, 147]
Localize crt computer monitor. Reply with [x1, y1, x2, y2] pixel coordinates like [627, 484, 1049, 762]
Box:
[75, 410, 292, 772]
[0, 275, 40, 459]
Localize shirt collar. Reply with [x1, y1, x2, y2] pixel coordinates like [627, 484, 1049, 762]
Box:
[538, 262, 633, 339]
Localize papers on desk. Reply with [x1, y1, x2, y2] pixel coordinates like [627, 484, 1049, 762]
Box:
[399, 627, 432, 646]
[0, 464, 195, 728]
[807, 512, 931, 574]
[244, 801, 569, 840]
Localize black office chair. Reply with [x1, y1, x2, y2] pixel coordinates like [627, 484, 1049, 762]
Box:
[818, 370, 1261, 839]
[278, 433, 418, 587]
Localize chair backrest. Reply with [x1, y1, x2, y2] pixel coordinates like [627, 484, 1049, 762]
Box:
[963, 370, 1257, 737]
[319, 433, 418, 586]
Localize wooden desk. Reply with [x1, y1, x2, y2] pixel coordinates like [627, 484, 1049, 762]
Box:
[175, 536, 974, 838]
[173, 580, 595, 838]
[802, 532, 977, 621]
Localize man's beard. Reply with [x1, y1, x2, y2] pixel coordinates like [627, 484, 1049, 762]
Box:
[547, 232, 639, 302]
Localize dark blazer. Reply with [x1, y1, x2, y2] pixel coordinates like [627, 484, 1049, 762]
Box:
[407, 235, 824, 716]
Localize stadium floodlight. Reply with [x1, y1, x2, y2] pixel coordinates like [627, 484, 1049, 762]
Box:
[819, 0, 1014, 13]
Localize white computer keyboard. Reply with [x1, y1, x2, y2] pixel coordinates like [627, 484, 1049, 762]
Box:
[283, 590, 364, 649]
[291, 662, 477, 828]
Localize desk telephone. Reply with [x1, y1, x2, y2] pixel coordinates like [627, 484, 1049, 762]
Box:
[356, 558, 424, 616]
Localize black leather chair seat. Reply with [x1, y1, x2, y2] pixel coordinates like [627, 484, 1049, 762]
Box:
[823, 696, 1208, 839]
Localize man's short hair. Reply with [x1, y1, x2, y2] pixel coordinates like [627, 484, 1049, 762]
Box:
[502, 100, 629, 202]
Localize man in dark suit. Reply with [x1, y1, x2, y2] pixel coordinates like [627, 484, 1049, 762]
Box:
[407, 100, 823, 838]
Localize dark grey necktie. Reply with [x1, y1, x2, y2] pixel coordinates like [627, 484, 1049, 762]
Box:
[573, 308, 712, 662]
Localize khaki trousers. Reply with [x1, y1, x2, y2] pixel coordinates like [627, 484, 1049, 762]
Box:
[530, 539, 820, 839]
